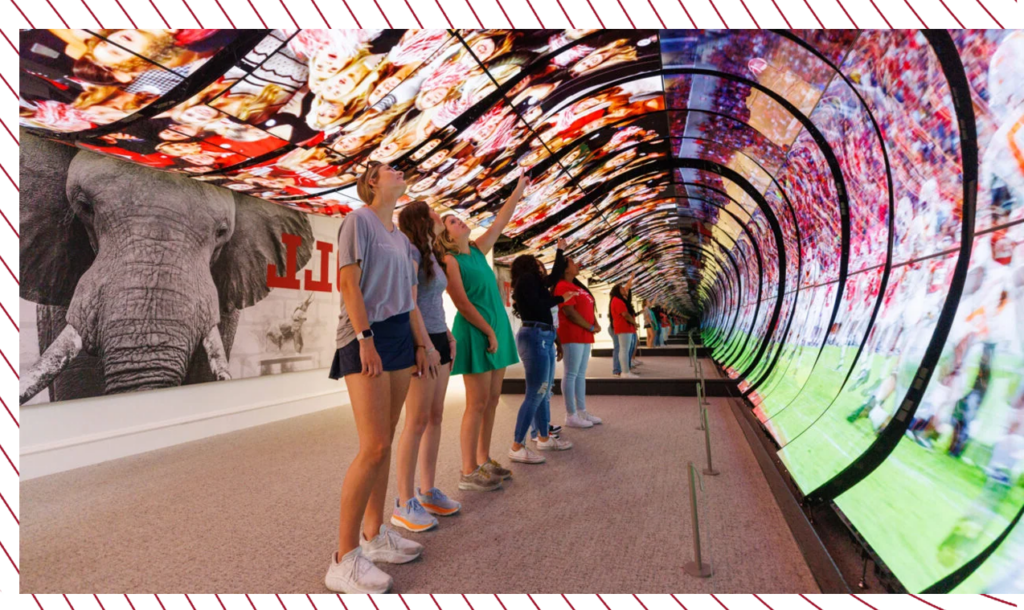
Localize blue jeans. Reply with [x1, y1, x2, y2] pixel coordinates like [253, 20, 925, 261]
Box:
[609, 325, 622, 375]
[515, 326, 555, 444]
[529, 354, 555, 440]
[630, 332, 638, 359]
[563, 342, 591, 415]
[615, 333, 633, 373]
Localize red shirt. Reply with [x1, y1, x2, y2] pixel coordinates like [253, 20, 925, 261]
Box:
[611, 297, 636, 334]
[554, 280, 596, 344]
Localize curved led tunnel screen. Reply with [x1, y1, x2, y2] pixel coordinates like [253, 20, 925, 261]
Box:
[17, 28, 1024, 592]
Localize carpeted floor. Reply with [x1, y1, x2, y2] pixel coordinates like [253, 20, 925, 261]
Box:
[21, 384, 817, 593]
[504, 356, 719, 380]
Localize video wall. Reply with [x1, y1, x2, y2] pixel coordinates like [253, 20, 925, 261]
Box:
[699, 30, 1024, 594]
[19, 28, 1023, 592]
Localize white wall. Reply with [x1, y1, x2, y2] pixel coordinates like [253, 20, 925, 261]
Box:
[20, 368, 348, 480]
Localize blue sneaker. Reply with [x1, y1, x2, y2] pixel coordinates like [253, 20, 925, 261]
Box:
[390, 497, 438, 532]
[416, 487, 462, 516]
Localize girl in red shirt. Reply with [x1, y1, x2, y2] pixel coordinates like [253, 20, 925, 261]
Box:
[610, 283, 639, 379]
[551, 248, 603, 429]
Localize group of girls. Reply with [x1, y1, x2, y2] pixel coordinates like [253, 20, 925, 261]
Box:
[324, 162, 604, 594]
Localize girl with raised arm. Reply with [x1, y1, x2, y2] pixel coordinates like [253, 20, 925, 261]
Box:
[438, 174, 528, 490]
[508, 254, 575, 464]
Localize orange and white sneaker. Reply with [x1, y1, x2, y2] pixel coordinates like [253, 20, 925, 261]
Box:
[416, 487, 461, 516]
[390, 498, 438, 533]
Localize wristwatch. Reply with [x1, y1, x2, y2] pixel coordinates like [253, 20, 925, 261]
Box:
[356, 329, 374, 341]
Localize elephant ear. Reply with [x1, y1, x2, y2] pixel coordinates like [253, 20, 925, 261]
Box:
[213, 192, 314, 313]
[20, 134, 95, 306]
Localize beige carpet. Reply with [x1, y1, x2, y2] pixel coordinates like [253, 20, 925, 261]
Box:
[21, 385, 817, 593]
[505, 356, 720, 380]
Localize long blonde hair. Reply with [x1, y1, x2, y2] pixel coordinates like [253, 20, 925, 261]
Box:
[434, 216, 463, 262]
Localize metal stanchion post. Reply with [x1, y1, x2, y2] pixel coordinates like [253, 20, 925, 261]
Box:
[702, 408, 720, 476]
[696, 359, 710, 406]
[695, 382, 706, 431]
[683, 462, 713, 578]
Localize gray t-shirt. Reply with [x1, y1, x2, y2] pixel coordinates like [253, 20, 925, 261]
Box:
[335, 207, 417, 348]
[410, 247, 448, 334]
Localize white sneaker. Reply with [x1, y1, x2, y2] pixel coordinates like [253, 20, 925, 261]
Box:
[565, 413, 594, 428]
[509, 444, 546, 464]
[360, 524, 423, 564]
[536, 436, 573, 451]
[580, 410, 603, 425]
[325, 546, 393, 593]
[622, 372, 640, 379]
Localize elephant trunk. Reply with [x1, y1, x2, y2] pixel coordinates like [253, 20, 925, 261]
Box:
[101, 328, 194, 394]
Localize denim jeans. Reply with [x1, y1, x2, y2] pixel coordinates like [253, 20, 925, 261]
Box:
[630, 332, 638, 360]
[615, 333, 633, 374]
[609, 325, 622, 375]
[529, 350, 556, 440]
[514, 326, 555, 444]
[563, 342, 591, 415]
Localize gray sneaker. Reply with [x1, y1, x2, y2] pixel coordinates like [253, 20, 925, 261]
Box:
[482, 458, 513, 480]
[324, 546, 392, 593]
[459, 466, 502, 491]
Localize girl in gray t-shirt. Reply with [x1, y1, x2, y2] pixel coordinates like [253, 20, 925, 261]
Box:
[325, 162, 438, 595]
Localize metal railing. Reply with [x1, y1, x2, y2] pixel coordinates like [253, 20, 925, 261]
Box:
[684, 461, 713, 578]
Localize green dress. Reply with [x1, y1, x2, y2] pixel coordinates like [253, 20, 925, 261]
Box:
[450, 245, 519, 375]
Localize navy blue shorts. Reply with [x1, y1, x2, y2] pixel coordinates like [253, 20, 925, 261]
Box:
[329, 312, 415, 379]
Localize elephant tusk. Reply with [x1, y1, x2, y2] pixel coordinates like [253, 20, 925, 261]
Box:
[203, 325, 232, 382]
[21, 324, 83, 405]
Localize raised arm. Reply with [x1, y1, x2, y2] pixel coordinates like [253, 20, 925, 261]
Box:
[474, 174, 528, 256]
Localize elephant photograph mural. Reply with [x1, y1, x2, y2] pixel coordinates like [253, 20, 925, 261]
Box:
[19, 133, 343, 405]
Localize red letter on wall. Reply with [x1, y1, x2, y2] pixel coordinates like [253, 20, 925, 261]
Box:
[304, 240, 334, 292]
[267, 233, 303, 290]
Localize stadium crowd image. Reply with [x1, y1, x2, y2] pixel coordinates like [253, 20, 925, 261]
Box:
[15, 28, 1024, 594]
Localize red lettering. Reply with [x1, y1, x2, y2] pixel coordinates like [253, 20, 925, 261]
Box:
[267, 233, 303, 290]
[304, 240, 334, 293]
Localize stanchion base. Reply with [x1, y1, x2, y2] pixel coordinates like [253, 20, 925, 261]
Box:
[703, 468, 720, 476]
[683, 561, 713, 578]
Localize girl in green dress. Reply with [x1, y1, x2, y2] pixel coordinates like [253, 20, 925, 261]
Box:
[438, 174, 528, 491]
